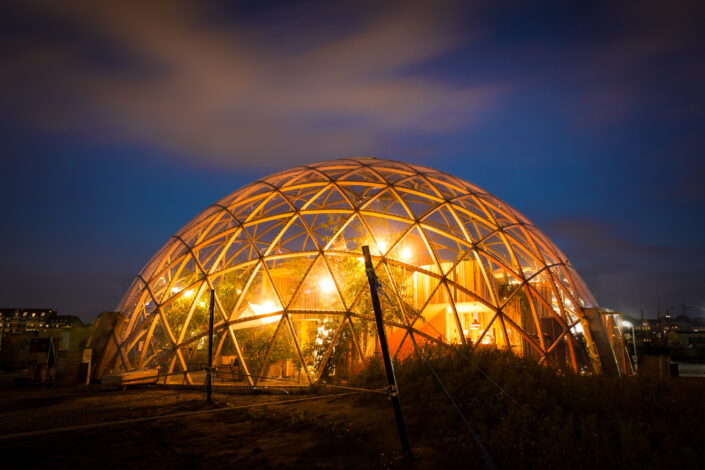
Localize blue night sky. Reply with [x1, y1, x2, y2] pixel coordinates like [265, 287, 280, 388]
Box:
[2, 0, 704, 321]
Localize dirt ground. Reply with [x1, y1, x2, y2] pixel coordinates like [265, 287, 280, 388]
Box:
[0, 381, 453, 470]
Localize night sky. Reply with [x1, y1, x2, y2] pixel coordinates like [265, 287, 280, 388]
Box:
[2, 1, 704, 322]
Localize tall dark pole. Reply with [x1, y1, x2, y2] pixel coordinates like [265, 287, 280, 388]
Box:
[361, 245, 411, 454]
[206, 288, 215, 404]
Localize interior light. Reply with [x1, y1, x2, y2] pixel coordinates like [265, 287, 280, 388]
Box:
[471, 314, 481, 330]
[319, 278, 336, 293]
[377, 240, 387, 254]
[401, 247, 412, 261]
[249, 301, 281, 325]
[250, 301, 278, 315]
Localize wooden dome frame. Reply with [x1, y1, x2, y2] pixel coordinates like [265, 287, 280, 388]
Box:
[109, 157, 615, 385]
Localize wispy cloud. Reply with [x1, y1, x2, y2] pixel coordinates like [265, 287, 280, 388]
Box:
[1, 0, 503, 168]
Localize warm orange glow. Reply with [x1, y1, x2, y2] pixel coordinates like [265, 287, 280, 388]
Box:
[319, 277, 336, 293]
[113, 157, 609, 384]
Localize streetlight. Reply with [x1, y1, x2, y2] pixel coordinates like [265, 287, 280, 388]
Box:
[622, 320, 638, 373]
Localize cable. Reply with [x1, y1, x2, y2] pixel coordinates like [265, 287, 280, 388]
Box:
[175, 346, 198, 403]
[377, 282, 499, 470]
[0, 392, 362, 441]
[376, 278, 522, 409]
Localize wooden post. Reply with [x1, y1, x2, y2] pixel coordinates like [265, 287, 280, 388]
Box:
[361, 245, 411, 454]
[206, 288, 215, 403]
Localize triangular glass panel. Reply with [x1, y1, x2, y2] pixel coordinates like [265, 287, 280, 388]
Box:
[270, 215, 315, 255]
[250, 193, 294, 219]
[308, 185, 354, 211]
[337, 183, 385, 209]
[221, 229, 257, 269]
[149, 314, 175, 362]
[315, 164, 358, 181]
[305, 315, 356, 383]
[503, 226, 533, 253]
[421, 225, 468, 265]
[512, 246, 540, 280]
[392, 327, 417, 360]
[359, 214, 412, 257]
[195, 239, 227, 273]
[426, 173, 467, 199]
[289, 256, 346, 312]
[176, 289, 211, 346]
[161, 288, 196, 341]
[300, 212, 347, 250]
[422, 205, 468, 242]
[374, 166, 413, 184]
[212, 330, 250, 385]
[475, 195, 516, 227]
[279, 168, 329, 188]
[394, 175, 442, 198]
[324, 253, 367, 312]
[266, 254, 317, 309]
[263, 169, 305, 188]
[221, 182, 271, 208]
[230, 321, 279, 385]
[212, 265, 255, 320]
[451, 195, 495, 226]
[281, 185, 326, 210]
[338, 166, 385, 184]
[244, 217, 289, 254]
[258, 318, 308, 385]
[393, 189, 438, 220]
[385, 225, 434, 271]
[479, 233, 517, 275]
[361, 188, 410, 219]
[327, 214, 372, 253]
[230, 264, 283, 324]
[230, 192, 270, 221]
[158, 256, 199, 303]
[348, 316, 376, 361]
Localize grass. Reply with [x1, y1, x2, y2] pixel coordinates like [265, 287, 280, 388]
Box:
[353, 345, 705, 469]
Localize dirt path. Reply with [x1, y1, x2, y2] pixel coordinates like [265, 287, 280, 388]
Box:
[0, 386, 451, 469]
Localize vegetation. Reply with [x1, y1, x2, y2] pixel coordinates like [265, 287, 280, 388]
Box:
[355, 346, 705, 469]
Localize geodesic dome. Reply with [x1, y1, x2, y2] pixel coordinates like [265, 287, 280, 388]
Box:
[111, 157, 606, 385]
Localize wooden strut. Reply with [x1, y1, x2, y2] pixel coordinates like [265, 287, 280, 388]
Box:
[111, 158, 618, 384]
[206, 288, 215, 403]
[361, 245, 411, 455]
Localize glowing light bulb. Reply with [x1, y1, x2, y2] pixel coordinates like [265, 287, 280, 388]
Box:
[401, 247, 412, 261]
[377, 240, 387, 254]
[250, 301, 278, 315]
[319, 278, 336, 293]
[171, 287, 180, 294]
[184, 289, 194, 298]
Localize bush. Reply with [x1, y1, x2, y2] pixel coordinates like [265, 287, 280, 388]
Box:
[359, 345, 705, 468]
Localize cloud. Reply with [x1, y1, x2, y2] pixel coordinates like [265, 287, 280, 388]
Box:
[1, 0, 503, 168]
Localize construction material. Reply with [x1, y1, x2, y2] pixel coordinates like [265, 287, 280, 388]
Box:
[101, 368, 159, 388]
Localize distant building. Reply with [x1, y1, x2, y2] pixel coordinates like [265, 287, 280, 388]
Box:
[631, 312, 705, 361]
[0, 308, 57, 334]
[0, 308, 89, 370]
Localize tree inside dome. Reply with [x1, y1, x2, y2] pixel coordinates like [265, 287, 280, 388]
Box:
[107, 158, 625, 386]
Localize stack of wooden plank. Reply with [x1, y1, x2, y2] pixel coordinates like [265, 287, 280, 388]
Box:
[101, 368, 159, 388]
